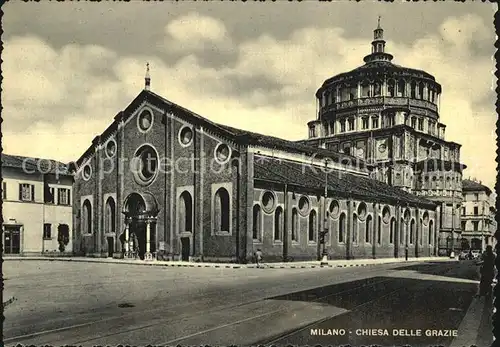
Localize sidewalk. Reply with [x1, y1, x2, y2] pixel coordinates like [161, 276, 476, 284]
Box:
[449, 294, 494, 347]
[3, 255, 454, 269]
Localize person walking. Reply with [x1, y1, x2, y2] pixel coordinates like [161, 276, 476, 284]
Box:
[405, 245, 409, 261]
[255, 249, 263, 268]
[476, 245, 496, 297]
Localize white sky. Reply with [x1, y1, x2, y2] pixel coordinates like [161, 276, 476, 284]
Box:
[2, 2, 497, 188]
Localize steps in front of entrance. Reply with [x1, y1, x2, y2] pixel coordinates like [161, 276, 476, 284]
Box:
[4, 256, 454, 269]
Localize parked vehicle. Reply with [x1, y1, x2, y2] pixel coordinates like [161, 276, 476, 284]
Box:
[471, 250, 481, 259]
[459, 251, 470, 260]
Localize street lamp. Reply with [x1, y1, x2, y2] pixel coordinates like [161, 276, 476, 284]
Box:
[320, 159, 330, 265]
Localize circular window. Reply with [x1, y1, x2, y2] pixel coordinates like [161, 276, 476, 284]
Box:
[105, 140, 116, 158]
[357, 203, 367, 221]
[82, 165, 92, 181]
[132, 145, 159, 185]
[137, 109, 153, 133]
[214, 143, 231, 164]
[378, 143, 387, 153]
[261, 191, 276, 213]
[329, 200, 340, 219]
[179, 126, 193, 146]
[422, 211, 429, 226]
[382, 206, 391, 224]
[298, 196, 310, 216]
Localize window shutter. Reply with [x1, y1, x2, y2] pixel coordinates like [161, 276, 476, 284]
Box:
[19, 184, 22, 201]
[31, 185, 35, 201]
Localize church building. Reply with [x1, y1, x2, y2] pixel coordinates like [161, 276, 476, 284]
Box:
[72, 26, 445, 263]
[297, 19, 467, 256]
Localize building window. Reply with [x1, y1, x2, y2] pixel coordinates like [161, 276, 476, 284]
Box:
[389, 218, 395, 244]
[362, 117, 369, 130]
[429, 220, 433, 245]
[473, 221, 479, 231]
[43, 223, 51, 239]
[2, 181, 6, 200]
[387, 80, 395, 97]
[137, 109, 154, 133]
[179, 191, 193, 233]
[365, 215, 372, 243]
[474, 193, 479, 201]
[461, 221, 466, 231]
[418, 118, 424, 131]
[214, 188, 230, 233]
[252, 205, 261, 241]
[400, 218, 405, 245]
[82, 199, 92, 234]
[19, 183, 34, 202]
[274, 207, 283, 241]
[339, 213, 346, 243]
[132, 145, 159, 185]
[308, 210, 317, 242]
[291, 208, 298, 242]
[348, 118, 355, 131]
[377, 216, 382, 244]
[310, 127, 316, 138]
[340, 120, 346, 133]
[397, 79, 406, 97]
[58, 188, 71, 205]
[410, 220, 415, 244]
[372, 117, 379, 129]
[352, 214, 358, 243]
[410, 117, 416, 129]
[474, 206, 479, 215]
[462, 207, 466, 216]
[105, 197, 116, 234]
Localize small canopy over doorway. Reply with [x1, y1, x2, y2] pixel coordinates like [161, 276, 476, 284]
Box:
[120, 192, 159, 260]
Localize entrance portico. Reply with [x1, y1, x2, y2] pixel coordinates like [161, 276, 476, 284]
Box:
[121, 192, 159, 261]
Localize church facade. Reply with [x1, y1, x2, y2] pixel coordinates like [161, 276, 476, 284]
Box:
[72, 92, 439, 263]
[297, 21, 466, 256]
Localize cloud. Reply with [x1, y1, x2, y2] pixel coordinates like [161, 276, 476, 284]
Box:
[2, 13, 495, 188]
[164, 12, 232, 54]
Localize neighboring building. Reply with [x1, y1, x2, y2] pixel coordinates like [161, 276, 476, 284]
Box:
[297, 20, 466, 256]
[71, 69, 440, 263]
[2, 154, 73, 255]
[461, 179, 496, 251]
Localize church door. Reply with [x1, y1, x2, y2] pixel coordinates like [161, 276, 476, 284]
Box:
[181, 237, 190, 261]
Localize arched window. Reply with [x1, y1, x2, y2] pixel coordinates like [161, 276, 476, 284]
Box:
[388, 80, 395, 97]
[82, 199, 92, 234]
[214, 188, 230, 232]
[418, 82, 425, 100]
[400, 218, 405, 245]
[361, 81, 370, 98]
[352, 213, 358, 243]
[252, 205, 261, 240]
[179, 191, 193, 233]
[308, 210, 317, 242]
[339, 213, 346, 243]
[397, 79, 406, 97]
[373, 81, 382, 96]
[105, 197, 115, 234]
[389, 218, 395, 244]
[274, 207, 283, 241]
[365, 215, 372, 243]
[429, 220, 434, 245]
[291, 208, 298, 242]
[410, 219, 415, 244]
[410, 81, 417, 98]
[377, 216, 382, 244]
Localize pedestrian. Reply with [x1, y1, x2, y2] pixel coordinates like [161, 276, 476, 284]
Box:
[255, 249, 263, 268]
[476, 245, 496, 297]
[468, 249, 473, 260]
[405, 245, 409, 261]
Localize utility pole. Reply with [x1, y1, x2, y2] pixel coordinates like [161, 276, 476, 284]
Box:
[450, 186, 455, 258]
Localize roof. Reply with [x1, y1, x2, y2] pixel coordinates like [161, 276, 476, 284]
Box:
[2, 154, 71, 175]
[76, 89, 365, 169]
[254, 157, 436, 209]
[462, 179, 492, 195]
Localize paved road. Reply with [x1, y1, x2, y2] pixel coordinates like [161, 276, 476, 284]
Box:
[4, 259, 480, 347]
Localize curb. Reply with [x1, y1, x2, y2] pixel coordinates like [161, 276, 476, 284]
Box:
[3, 257, 450, 270]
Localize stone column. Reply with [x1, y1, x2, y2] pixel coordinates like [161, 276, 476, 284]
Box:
[124, 223, 130, 253]
[145, 220, 152, 260]
[372, 203, 378, 259]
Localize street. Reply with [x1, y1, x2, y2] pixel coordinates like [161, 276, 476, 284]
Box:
[4, 259, 481, 347]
